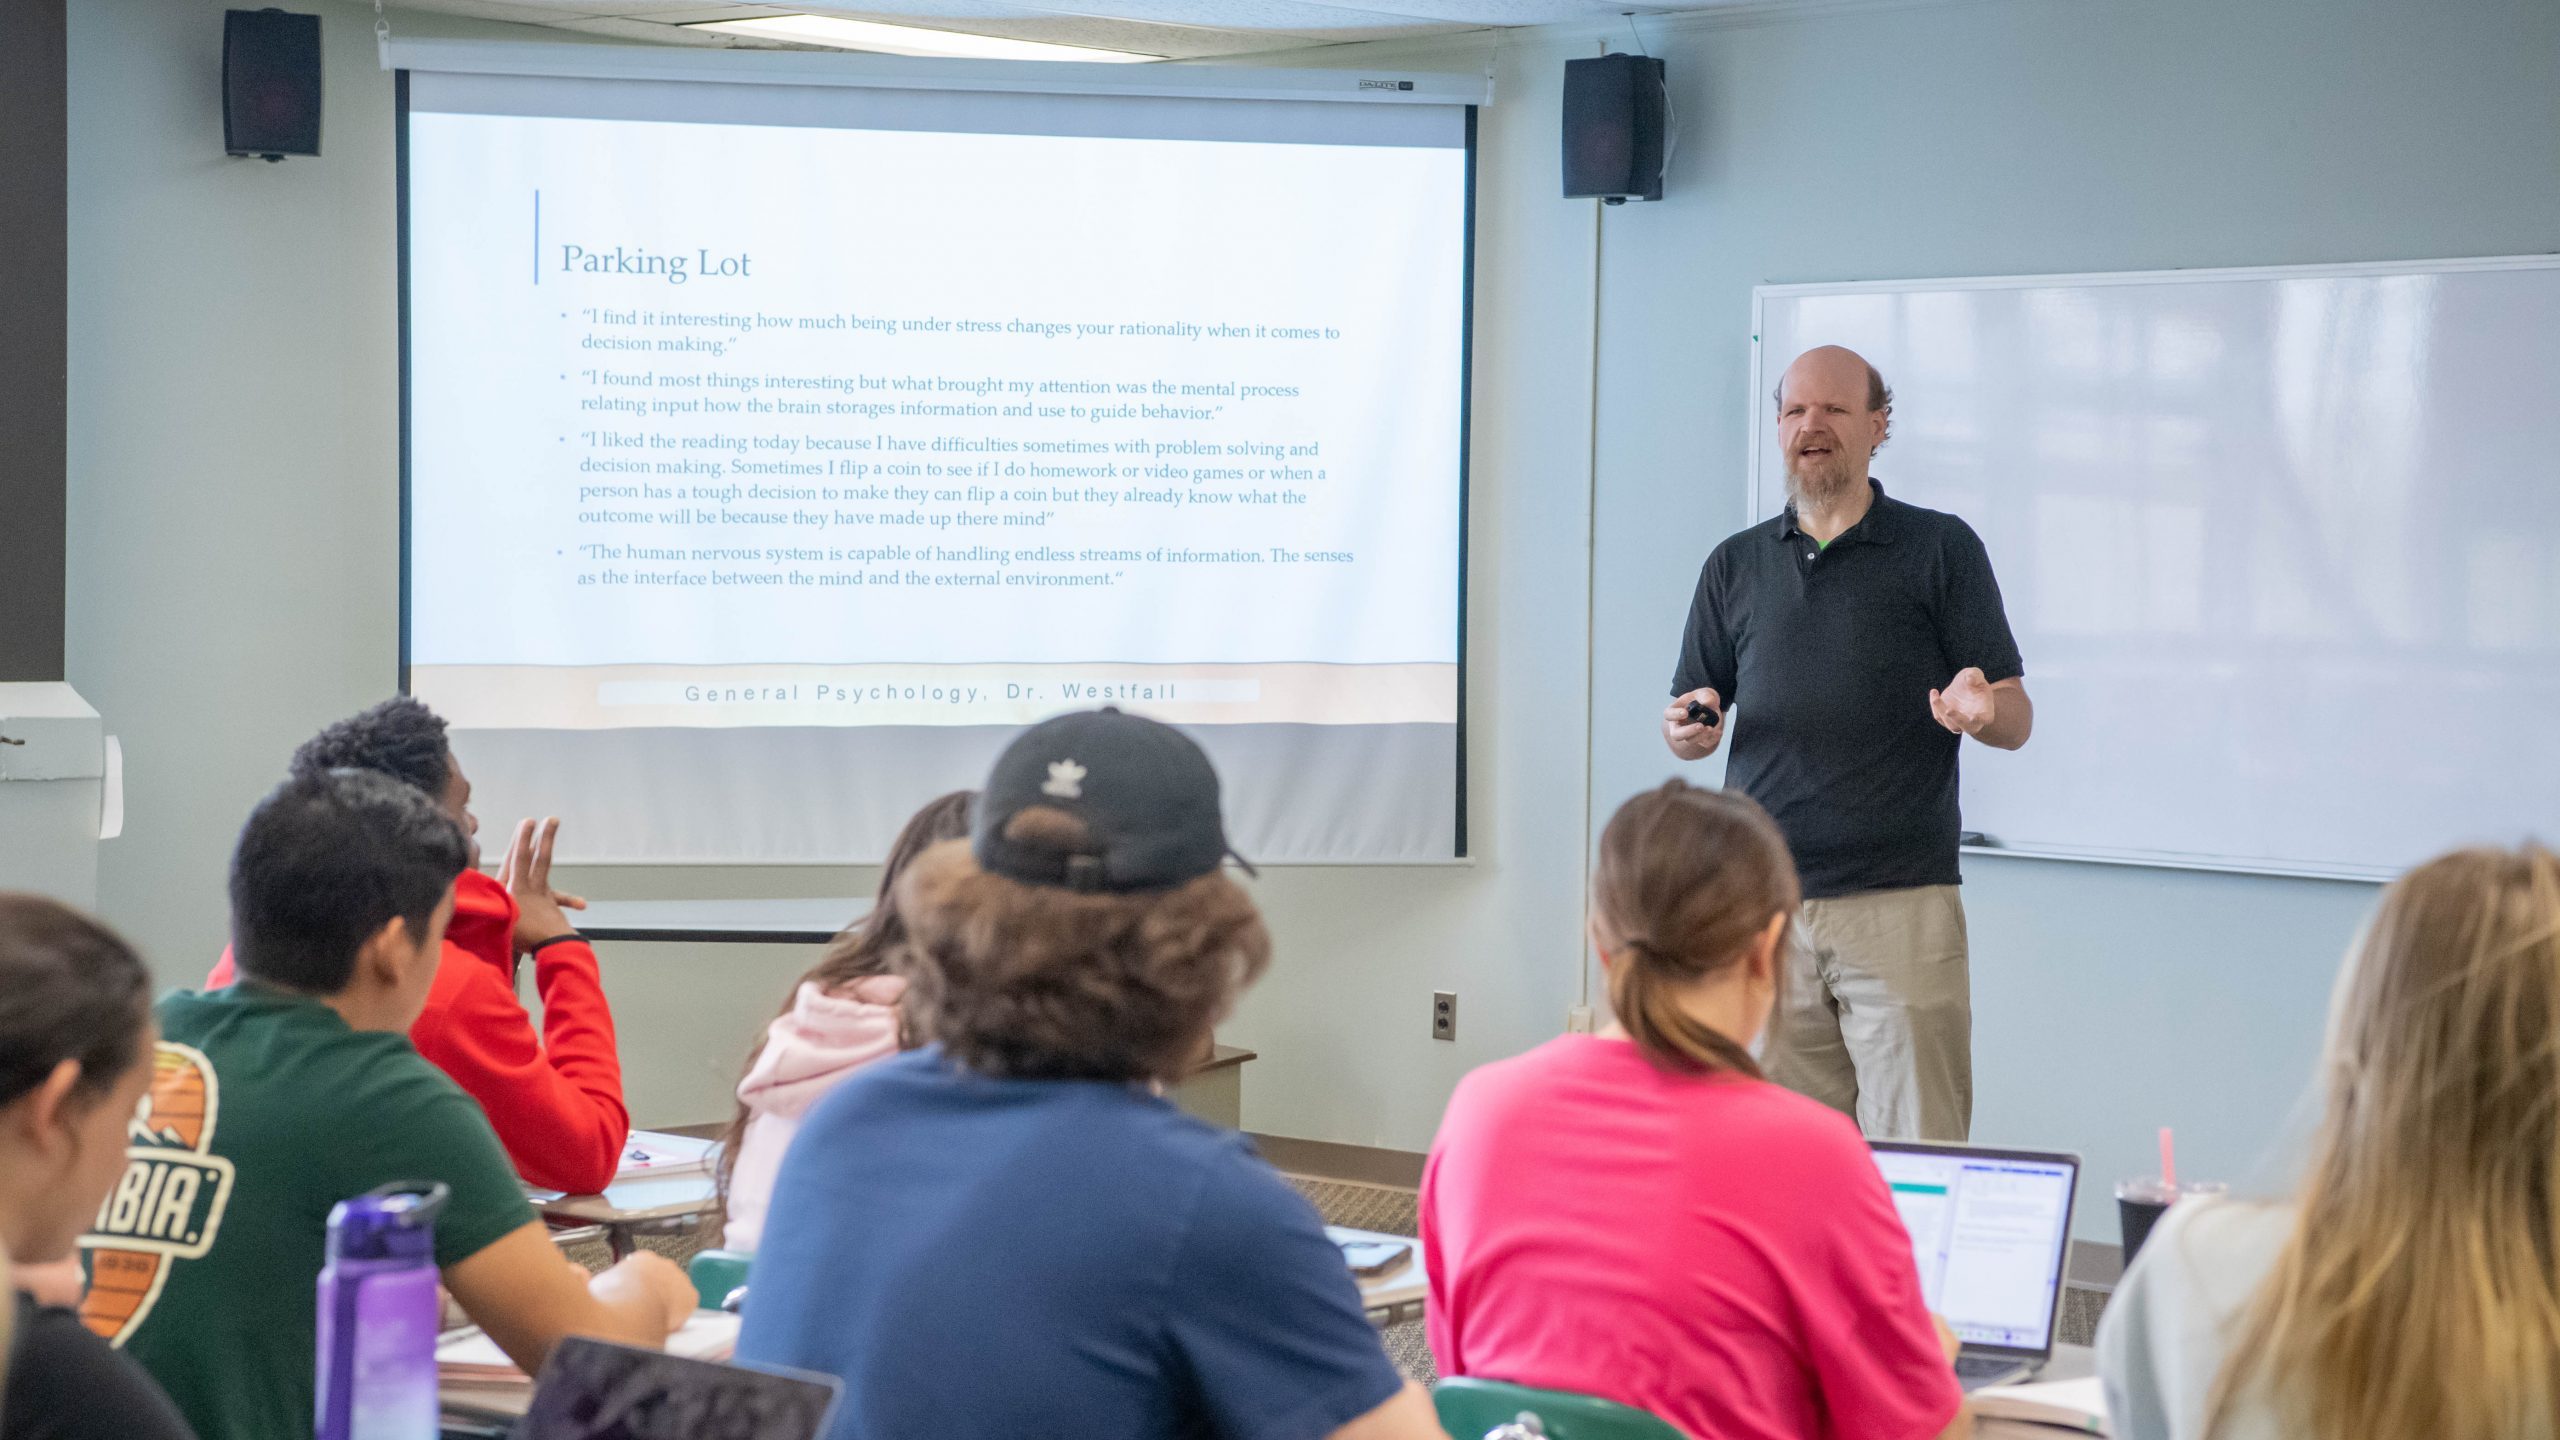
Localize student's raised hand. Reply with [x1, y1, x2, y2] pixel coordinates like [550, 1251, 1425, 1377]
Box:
[587, 1250, 694, 1339]
[499, 817, 589, 955]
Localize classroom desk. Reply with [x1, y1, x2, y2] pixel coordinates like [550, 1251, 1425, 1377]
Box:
[1169, 1043, 1257, 1130]
[1328, 1225, 1427, 1325]
[439, 1311, 740, 1436]
[533, 1171, 721, 1259]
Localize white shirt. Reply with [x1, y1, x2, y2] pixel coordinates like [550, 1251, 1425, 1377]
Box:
[2095, 1197, 2295, 1440]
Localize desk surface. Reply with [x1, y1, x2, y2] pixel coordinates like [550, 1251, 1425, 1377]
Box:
[534, 1169, 721, 1224]
[576, 897, 869, 944]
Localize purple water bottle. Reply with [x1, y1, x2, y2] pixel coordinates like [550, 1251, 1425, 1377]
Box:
[315, 1180, 449, 1440]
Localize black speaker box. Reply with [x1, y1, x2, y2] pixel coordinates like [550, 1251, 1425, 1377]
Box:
[224, 9, 321, 161]
[1561, 53, 1666, 203]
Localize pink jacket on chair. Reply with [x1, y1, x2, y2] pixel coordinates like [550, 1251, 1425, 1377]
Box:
[722, 975, 907, 1252]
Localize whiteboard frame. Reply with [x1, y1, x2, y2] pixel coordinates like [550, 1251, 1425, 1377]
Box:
[1747, 251, 2560, 884]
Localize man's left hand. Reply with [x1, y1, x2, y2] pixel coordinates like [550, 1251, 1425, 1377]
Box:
[1930, 667, 1998, 737]
[499, 816, 588, 955]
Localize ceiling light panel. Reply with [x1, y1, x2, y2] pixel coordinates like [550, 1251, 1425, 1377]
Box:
[687, 13, 1171, 58]
[705, 3, 1367, 57]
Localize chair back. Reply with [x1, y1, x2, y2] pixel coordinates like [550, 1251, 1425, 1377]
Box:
[1432, 1378, 1687, 1440]
[687, 1248, 753, 1312]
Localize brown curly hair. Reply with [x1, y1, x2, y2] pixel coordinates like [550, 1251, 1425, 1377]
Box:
[892, 808, 1270, 1083]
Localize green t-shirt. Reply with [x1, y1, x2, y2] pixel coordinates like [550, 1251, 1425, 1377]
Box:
[78, 984, 535, 1440]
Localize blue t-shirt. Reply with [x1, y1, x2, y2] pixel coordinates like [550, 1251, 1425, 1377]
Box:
[735, 1047, 1405, 1440]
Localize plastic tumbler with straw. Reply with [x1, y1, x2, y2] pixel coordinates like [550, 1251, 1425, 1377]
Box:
[2116, 1127, 2220, 1267]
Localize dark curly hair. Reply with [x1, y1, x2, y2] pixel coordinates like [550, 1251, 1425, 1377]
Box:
[290, 697, 452, 798]
[231, 769, 471, 994]
[892, 809, 1269, 1084]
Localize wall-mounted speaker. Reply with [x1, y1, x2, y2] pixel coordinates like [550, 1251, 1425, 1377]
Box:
[1562, 53, 1667, 204]
[223, 8, 321, 161]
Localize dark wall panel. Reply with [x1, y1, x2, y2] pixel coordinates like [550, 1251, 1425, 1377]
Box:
[1, 0, 68, 681]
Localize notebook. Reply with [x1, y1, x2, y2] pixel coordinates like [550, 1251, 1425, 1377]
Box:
[1971, 1374, 2108, 1434]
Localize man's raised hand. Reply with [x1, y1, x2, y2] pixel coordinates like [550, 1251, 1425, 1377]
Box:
[498, 816, 588, 955]
[1929, 667, 1998, 737]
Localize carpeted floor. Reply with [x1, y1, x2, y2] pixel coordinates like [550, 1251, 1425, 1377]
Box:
[1282, 1176, 1436, 1382]
[578, 1171, 2104, 1388]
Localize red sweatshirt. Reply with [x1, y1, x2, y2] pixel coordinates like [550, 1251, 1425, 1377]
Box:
[205, 867, 630, 1193]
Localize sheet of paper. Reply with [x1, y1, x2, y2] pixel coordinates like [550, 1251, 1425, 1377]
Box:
[618, 1129, 720, 1177]
[438, 1310, 742, 1379]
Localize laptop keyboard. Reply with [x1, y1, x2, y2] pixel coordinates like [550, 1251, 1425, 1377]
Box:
[1954, 1354, 2032, 1389]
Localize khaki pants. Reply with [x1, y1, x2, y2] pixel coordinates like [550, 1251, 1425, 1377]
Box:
[1763, 884, 1972, 1141]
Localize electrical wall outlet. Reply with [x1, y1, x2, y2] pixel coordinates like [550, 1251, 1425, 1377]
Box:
[1565, 1005, 1595, 1034]
[1432, 990, 1457, 1041]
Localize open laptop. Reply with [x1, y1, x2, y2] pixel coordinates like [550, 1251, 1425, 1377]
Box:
[1869, 1141, 2081, 1391]
[512, 1336, 843, 1440]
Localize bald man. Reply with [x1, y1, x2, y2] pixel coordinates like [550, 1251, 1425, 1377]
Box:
[1662, 346, 2031, 1141]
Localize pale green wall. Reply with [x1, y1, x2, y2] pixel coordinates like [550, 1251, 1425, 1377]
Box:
[1253, 0, 2558, 1232]
[1560, 0, 2558, 1231]
[64, 0, 2560, 1240]
[61, 0, 1595, 1146]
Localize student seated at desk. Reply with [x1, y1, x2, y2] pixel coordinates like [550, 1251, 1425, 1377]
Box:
[716, 790, 972, 1253]
[95, 770, 692, 1440]
[1422, 780, 1969, 1440]
[2099, 844, 2560, 1440]
[736, 709, 1440, 1440]
[0, 896, 196, 1440]
[204, 699, 629, 1194]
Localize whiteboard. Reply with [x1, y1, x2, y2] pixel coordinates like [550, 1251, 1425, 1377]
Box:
[1750, 256, 2560, 881]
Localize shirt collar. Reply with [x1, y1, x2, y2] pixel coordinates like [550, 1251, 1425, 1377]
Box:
[1778, 478, 1897, 545]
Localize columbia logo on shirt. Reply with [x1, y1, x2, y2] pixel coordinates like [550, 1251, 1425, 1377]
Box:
[80, 1042, 237, 1346]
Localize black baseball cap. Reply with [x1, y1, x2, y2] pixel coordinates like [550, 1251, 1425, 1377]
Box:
[973, 708, 1254, 893]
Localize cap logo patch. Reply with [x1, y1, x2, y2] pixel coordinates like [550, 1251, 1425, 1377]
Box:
[1043, 759, 1088, 800]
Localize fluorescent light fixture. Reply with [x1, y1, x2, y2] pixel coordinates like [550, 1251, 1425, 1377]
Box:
[684, 15, 1164, 62]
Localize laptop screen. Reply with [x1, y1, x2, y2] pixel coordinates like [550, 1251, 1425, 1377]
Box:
[517, 1336, 843, 1440]
[1870, 1144, 2078, 1354]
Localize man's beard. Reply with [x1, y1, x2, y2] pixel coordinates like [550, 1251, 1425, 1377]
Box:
[1784, 450, 1860, 508]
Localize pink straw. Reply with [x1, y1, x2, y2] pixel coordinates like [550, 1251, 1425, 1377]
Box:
[2160, 1127, 2177, 1190]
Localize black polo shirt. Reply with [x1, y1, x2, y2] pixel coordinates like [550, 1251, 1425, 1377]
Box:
[1670, 480, 2022, 899]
